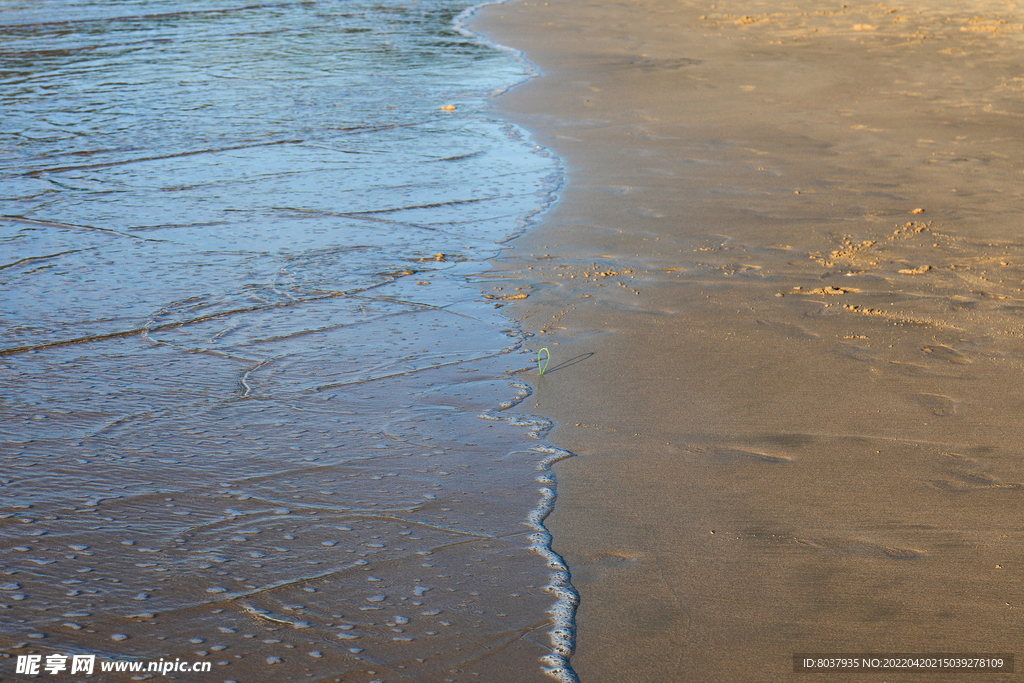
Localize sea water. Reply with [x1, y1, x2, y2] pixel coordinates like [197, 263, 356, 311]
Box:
[0, 1, 575, 680]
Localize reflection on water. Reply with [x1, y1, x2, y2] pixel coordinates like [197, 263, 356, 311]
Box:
[0, 1, 573, 680]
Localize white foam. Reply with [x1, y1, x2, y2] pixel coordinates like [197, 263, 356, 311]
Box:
[440, 3, 572, 679]
[479, 412, 579, 683]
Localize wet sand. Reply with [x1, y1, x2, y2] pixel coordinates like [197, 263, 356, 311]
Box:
[471, 0, 1024, 680]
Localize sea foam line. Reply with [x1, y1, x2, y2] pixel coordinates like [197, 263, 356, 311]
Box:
[481, 408, 580, 683]
[530, 442, 581, 683]
[455, 2, 579, 679]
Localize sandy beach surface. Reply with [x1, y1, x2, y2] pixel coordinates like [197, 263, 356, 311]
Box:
[471, 0, 1024, 680]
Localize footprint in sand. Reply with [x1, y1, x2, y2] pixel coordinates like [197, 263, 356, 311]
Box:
[585, 552, 635, 567]
[922, 344, 971, 364]
[570, 552, 638, 584]
[926, 470, 1023, 492]
[754, 318, 820, 340]
[797, 537, 923, 560]
[626, 56, 703, 71]
[834, 343, 878, 363]
[690, 446, 792, 463]
[888, 362, 962, 378]
[911, 393, 958, 416]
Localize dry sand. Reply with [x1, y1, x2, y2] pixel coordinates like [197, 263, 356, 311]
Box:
[470, 0, 1024, 680]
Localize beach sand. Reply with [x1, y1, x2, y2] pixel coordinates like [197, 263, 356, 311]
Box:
[471, 0, 1024, 679]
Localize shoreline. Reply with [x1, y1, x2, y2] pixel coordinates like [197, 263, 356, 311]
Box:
[1, 2, 575, 681]
[471, 0, 1024, 680]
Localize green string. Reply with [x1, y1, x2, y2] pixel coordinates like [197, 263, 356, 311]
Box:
[537, 347, 550, 376]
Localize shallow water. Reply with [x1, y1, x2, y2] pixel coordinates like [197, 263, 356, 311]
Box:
[0, 1, 574, 680]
